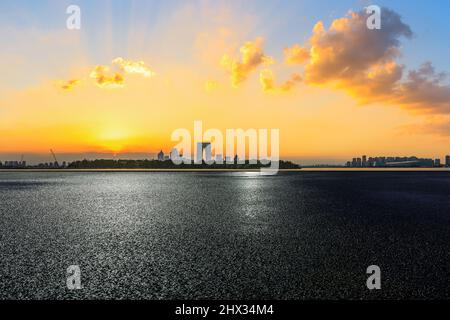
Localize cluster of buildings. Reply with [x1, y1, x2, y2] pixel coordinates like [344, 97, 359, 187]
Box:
[346, 155, 450, 168]
[35, 161, 67, 168]
[0, 161, 66, 169]
[0, 161, 27, 168]
[157, 143, 238, 164]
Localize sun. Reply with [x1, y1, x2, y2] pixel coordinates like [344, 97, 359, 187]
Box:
[97, 128, 132, 153]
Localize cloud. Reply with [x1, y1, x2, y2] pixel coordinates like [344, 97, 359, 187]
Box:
[284, 44, 310, 65]
[260, 70, 302, 92]
[397, 62, 450, 113]
[221, 37, 274, 87]
[89, 65, 125, 89]
[59, 79, 81, 91]
[112, 58, 156, 78]
[60, 58, 155, 90]
[287, 8, 450, 114]
[301, 9, 411, 100]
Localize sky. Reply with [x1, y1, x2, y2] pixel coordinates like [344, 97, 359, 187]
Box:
[1, 0, 450, 165]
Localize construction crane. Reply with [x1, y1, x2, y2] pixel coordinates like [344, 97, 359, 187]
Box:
[50, 149, 59, 168]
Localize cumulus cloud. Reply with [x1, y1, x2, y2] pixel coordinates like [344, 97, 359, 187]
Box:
[301, 9, 410, 100]
[60, 58, 155, 90]
[397, 62, 450, 113]
[221, 37, 274, 87]
[90, 65, 125, 89]
[112, 58, 156, 78]
[284, 44, 310, 65]
[287, 8, 450, 114]
[260, 70, 302, 92]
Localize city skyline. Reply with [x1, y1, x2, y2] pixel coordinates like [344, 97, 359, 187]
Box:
[1, 148, 449, 167]
[1, 1, 450, 162]
[345, 154, 450, 168]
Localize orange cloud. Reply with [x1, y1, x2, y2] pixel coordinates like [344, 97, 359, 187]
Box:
[397, 62, 450, 113]
[58, 58, 155, 90]
[89, 65, 125, 89]
[284, 44, 309, 65]
[221, 37, 274, 87]
[287, 8, 450, 114]
[260, 70, 302, 93]
[112, 57, 156, 78]
[59, 79, 81, 91]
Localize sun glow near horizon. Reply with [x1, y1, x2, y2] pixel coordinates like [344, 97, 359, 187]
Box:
[0, 1, 450, 162]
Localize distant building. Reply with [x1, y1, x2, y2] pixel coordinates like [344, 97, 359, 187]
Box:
[446, 155, 450, 167]
[157, 150, 165, 161]
[347, 155, 436, 168]
[170, 148, 180, 162]
[195, 142, 212, 164]
[356, 158, 362, 167]
[215, 154, 223, 164]
[4, 161, 20, 168]
[434, 158, 441, 167]
[204, 144, 212, 163]
[385, 158, 434, 167]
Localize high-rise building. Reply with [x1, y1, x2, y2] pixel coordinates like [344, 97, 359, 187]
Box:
[195, 142, 212, 164]
[356, 158, 362, 167]
[362, 155, 367, 167]
[204, 143, 212, 164]
[157, 150, 165, 161]
[446, 155, 450, 167]
[434, 158, 441, 167]
[195, 142, 203, 164]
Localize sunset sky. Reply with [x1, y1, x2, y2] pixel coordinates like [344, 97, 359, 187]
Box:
[1, 0, 450, 164]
